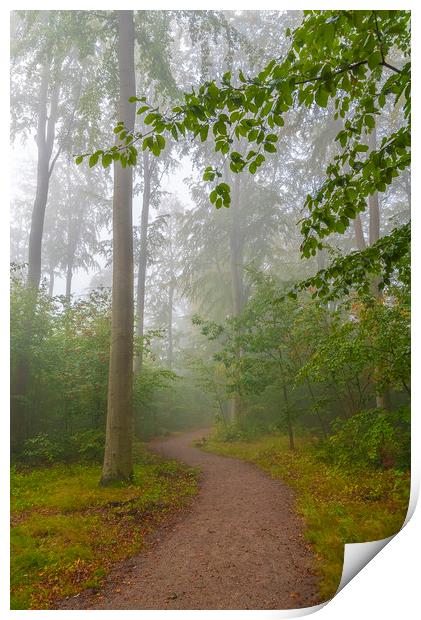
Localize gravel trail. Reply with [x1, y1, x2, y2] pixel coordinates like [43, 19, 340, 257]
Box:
[59, 428, 319, 610]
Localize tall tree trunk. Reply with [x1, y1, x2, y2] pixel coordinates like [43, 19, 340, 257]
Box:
[134, 150, 151, 374]
[228, 173, 244, 425]
[11, 55, 60, 452]
[367, 126, 391, 410]
[167, 276, 175, 370]
[28, 62, 60, 290]
[229, 174, 244, 316]
[101, 10, 136, 485]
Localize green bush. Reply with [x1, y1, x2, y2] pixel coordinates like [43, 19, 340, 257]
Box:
[70, 430, 105, 462]
[317, 406, 410, 470]
[21, 433, 63, 463]
[212, 421, 263, 442]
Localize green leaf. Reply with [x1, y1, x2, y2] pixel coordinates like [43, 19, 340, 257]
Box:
[210, 189, 218, 204]
[315, 86, 329, 108]
[200, 125, 209, 142]
[216, 182, 230, 193]
[365, 115, 375, 129]
[156, 134, 166, 150]
[102, 153, 113, 168]
[264, 142, 277, 153]
[335, 221, 346, 234]
[144, 113, 156, 125]
[75, 155, 84, 165]
[368, 50, 382, 70]
[89, 152, 100, 168]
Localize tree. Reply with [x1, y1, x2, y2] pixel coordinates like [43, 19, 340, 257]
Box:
[10, 10, 101, 450]
[85, 10, 410, 299]
[100, 10, 136, 485]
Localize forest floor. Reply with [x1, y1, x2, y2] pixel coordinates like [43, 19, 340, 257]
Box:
[203, 434, 410, 601]
[10, 444, 198, 609]
[58, 428, 319, 610]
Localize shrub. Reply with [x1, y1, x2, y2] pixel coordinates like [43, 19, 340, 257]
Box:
[212, 421, 262, 442]
[70, 430, 105, 462]
[318, 406, 410, 470]
[21, 434, 63, 464]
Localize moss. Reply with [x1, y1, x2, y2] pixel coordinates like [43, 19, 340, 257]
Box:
[10, 445, 199, 609]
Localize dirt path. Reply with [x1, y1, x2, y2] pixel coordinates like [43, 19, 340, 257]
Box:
[60, 429, 319, 610]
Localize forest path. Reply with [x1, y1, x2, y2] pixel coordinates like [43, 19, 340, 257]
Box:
[60, 428, 319, 610]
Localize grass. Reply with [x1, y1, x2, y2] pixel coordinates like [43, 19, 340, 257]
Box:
[203, 434, 410, 602]
[10, 444, 199, 610]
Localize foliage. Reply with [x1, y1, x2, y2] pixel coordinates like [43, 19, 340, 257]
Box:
[204, 434, 410, 601]
[318, 406, 410, 470]
[21, 433, 64, 464]
[71, 430, 106, 462]
[10, 267, 187, 458]
[11, 446, 198, 609]
[192, 266, 410, 457]
[80, 10, 410, 294]
[299, 286, 410, 408]
[285, 222, 410, 300]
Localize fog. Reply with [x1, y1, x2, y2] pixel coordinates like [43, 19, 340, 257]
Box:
[10, 9, 410, 440]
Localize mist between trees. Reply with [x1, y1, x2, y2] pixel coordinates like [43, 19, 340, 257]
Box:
[10, 10, 410, 480]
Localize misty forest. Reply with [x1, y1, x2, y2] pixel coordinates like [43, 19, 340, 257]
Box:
[10, 10, 410, 611]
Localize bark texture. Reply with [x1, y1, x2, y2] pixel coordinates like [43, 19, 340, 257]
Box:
[134, 151, 151, 374]
[228, 173, 245, 425]
[101, 10, 136, 484]
[368, 126, 391, 410]
[27, 62, 60, 289]
[354, 213, 366, 251]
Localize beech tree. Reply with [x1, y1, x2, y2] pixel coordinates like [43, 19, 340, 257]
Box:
[83, 10, 410, 300]
[100, 10, 136, 485]
[10, 11, 94, 449]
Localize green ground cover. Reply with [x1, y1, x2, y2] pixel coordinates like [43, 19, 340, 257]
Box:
[10, 445, 198, 609]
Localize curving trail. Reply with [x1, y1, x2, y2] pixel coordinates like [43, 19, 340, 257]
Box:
[60, 428, 319, 610]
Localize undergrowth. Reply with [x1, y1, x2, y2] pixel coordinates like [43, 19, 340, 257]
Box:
[10, 443, 199, 609]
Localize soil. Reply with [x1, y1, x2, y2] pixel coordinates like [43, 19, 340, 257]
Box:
[58, 428, 320, 610]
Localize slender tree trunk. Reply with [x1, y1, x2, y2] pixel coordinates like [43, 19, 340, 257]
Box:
[282, 384, 295, 451]
[28, 63, 60, 290]
[367, 127, 391, 410]
[167, 217, 176, 370]
[65, 262, 73, 301]
[354, 213, 366, 251]
[167, 276, 175, 370]
[134, 150, 151, 374]
[101, 10, 136, 485]
[11, 56, 60, 452]
[229, 174, 244, 316]
[228, 173, 244, 425]
[48, 267, 55, 297]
